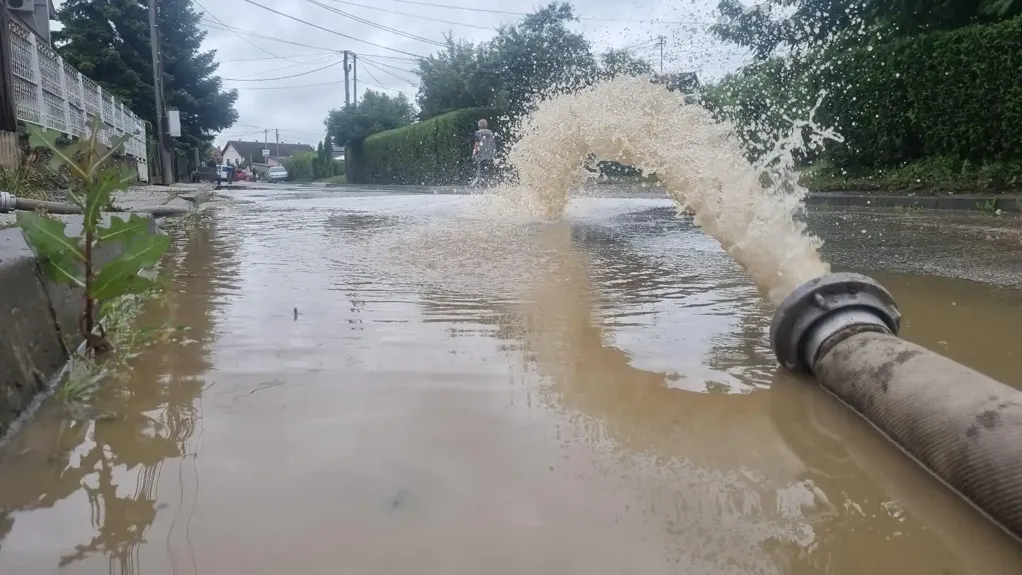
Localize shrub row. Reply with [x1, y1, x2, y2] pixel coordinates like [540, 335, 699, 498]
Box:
[705, 17, 1022, 172]
[282, 151, 345, 182]
[346, 108, 503, 185]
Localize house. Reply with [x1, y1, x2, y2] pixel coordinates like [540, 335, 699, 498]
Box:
[9, 0, 57, 45]
[221, 140, 315, 168]
[652, 72, 700, 94]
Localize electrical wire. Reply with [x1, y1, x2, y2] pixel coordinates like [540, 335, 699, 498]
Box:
[360, 57, 417, 85]
[360, 56, 418, 75]
[192, 0, 304, 63]
[201, 19, 425, 63]
[368, 0, 713, 25]
[225, 54, 338, 80]
[304, 0, 447, 47]
[320, 0, 494, 31]
[216, 129, 267, 138]
[234, 80, 349, 91]
[361, 64, 384, 87]
[201, 19, 338, 53]
[220, 59, 343, 81]
[219, 53, 331, 63]
[240, 0, 428, 58]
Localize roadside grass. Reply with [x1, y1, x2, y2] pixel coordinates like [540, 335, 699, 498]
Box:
[317, 174, 347, 184]
[0, 163, 55, 201]
[800, 157, 1022, 194]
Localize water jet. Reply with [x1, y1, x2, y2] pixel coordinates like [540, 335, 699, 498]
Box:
[771, 272, 1022, 541]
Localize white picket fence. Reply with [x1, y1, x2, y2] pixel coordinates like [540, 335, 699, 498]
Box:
[7, 17, 149, 181]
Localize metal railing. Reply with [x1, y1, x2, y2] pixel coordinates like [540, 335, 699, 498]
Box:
[6, 17, 148, 180]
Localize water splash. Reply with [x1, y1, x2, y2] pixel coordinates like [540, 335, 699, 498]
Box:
[504, 75, 833, 304]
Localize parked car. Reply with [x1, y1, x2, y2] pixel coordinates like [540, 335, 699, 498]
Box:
[267, 166, 288, 182]
[235, 169, 248, 182]
[191, 166, 220, 184]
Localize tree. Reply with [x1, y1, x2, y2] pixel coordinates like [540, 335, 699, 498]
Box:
[415, 35, 498, 119]
[325, 90, 415, 147]
[55, 0, 238, 153]
[486, 2, 597, 115]
[413, 2, 598, 120]
[709, 0, 1022, 59]
[599, 49, 653, 78]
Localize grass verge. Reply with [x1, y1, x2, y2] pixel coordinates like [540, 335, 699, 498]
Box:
[801, 157, 1022, 194]
[317, 175, 347, 184]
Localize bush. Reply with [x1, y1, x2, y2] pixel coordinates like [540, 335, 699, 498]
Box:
[346, 107, 503, 185]
[817, 17, 1022, 170]
[282, 151, 345, 182]
[707, 17, 1022, 174]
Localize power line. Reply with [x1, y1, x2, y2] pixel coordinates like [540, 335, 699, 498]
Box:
[200, 19, 423, 62]
[304, 0, 447, 47]
[192, 0, 301, 63]
[359, 62, 384, 87]
[217, 129, 267, 138]
[360, 57, 418, 84]
[240, 0, 428, 58]
[220, 59, 343, 81]
[320, 0, 494, 30]
[234, 80, 349, 91]
[369, 0, 712, 25]
[361, 58, 417, 86]
[219, 53, 332, 63]
[201, 19, 338, 53]
[360, 56, 417, 75]
[225, 54, 337, 79]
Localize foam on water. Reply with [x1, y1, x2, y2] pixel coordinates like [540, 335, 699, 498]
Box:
[502, 76, 831, 304]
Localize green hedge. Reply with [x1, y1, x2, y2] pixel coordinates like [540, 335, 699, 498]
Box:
[705, 17, 1022, 172]
[818, 17, 1022, 169]
[346, 107, 503, 185]
[283, 151, 345, 182]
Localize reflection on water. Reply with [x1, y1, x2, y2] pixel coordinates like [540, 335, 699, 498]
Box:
[0, 211, 236, 574]
[0, 190, 1020, 574]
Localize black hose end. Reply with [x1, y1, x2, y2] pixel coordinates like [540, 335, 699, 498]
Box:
[770, 273, 902, 373]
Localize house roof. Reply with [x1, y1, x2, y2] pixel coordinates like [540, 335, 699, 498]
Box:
[652, 72, 700, 92]
[223, 140, 315, 159]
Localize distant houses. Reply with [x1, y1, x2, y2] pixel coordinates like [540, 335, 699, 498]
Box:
[651, 72, 700, 94]
[221, 140, 315, 168]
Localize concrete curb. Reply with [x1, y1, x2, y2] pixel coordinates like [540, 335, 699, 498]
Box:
[806, 192, 1021, 212]
[0, 192, 207, 438]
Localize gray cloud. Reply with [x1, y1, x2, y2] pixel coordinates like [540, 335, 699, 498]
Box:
[58, 0, 752, 147]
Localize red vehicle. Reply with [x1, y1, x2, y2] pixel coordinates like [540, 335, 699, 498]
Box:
[234, 169, 248, 182]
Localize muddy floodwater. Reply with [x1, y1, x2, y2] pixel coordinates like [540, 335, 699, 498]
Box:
[1, 186, 1022, 574]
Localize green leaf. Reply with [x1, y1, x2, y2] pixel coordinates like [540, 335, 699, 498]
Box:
[96, 213, 150, 244]
[90, 233, 170, 301]
[40, 252, 85, 288]
[16, 212, 85, 262]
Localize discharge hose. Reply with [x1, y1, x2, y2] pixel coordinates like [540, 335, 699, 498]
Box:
[770, 272, 1022, 541]
[0, 191, 189, 217]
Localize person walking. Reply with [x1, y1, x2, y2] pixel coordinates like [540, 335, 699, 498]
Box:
[471, 119, 498, 188]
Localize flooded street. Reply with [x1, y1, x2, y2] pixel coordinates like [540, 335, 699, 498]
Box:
[1, 186, 1021, 574]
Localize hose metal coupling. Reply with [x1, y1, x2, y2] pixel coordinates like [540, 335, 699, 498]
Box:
[770, 273, 901, 373]
[0, 191, 16, 212]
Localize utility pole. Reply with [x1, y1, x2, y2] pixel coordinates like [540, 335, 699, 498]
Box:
[148, 0, 174, 184]
[657, 35, 666, 73]
[343, 50, 351, 107]
[352, 52, 358, 105]
[275, 129, 279, 161]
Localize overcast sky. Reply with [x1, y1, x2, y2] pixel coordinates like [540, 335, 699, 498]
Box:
[193, 0, 756, 148]
[55, 0, 753, 148]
